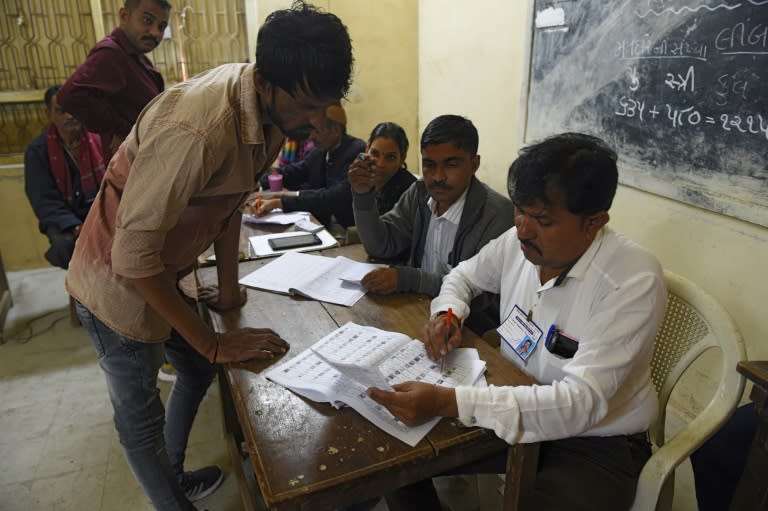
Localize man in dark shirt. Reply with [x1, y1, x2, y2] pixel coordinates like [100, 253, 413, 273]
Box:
[58, 0, 170, 161]
[24, 85, 106, 269]
[254, 103, 365, 228]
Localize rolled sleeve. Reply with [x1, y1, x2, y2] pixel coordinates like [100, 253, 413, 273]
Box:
[111, 228, 167, 278]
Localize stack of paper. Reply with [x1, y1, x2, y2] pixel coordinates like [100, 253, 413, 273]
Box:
[265, 322, 487, 446]
[239, 252, 384, 306]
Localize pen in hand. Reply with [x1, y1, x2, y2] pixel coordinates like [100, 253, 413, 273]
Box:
[440, 307, 453, 373]
[256, 191, 263, 213]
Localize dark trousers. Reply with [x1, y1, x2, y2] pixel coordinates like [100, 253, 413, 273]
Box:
[691, 403, 757, 511]
[378, 433, 650, 511]
[44, 227, 76, 269]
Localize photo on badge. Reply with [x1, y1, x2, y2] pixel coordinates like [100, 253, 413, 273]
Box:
[515, 335, 537, 361]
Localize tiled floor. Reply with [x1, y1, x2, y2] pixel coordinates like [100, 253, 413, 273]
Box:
[0, 267, 699, 511]
[0, 268, 240, 511]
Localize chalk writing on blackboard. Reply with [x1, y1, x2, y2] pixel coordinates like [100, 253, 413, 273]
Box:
[525, 0, 767, 227]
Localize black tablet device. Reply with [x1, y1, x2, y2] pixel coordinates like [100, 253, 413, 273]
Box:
[268, 233, 322, 251]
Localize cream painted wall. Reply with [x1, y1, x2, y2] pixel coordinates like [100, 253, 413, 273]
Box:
[418, 0, 766, 410]
[0, 162, 50, 269]
[255, 0, 419, 171]
[418, 0, 527, 189]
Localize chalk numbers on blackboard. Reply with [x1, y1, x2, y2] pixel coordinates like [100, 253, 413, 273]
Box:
[527, 0, 767, 225]
[617, 94, 768, 141]
[614, 18, 768, 142]
[617, 65, 767, 141]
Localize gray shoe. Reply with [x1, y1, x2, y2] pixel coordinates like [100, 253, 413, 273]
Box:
[180, 465, 223, 502]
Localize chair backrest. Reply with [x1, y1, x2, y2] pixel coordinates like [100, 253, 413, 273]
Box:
[631, 270, 746, 511]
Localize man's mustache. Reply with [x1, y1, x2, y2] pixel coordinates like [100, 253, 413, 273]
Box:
[520, 239, 542, 256]
[427, 181, 450, 190]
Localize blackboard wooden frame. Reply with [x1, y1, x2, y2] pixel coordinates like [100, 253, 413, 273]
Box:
[520, 0, 767, 227]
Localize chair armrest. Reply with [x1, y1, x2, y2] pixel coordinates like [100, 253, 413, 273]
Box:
[632, 374, 745, 511]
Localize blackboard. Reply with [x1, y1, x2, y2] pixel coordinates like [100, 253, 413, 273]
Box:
[525, 0, 767, 227]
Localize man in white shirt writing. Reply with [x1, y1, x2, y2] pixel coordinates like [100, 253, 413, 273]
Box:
[368, 133, 667, 511]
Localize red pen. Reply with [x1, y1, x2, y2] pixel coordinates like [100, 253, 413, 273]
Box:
[440, 307, 453, 373]
[256, 191, 263, 212]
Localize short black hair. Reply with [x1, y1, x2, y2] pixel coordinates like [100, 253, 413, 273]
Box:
[256, 1, 353, 101]
[508, 133, 618, 216]
[420, 115, 478, 155]
[44, 85, 62, 110]
[369, 122, 409, 160]
[124, 0, 172, 10]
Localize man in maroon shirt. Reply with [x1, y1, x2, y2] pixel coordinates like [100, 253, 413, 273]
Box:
[58, 0, 170, 162]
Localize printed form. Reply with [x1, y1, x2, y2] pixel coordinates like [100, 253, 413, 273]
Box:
[239, 252, 383, 306]
[265, 322, 486, 446]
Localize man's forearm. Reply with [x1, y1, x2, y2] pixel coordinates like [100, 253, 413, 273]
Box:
[213, 211, 243, 299]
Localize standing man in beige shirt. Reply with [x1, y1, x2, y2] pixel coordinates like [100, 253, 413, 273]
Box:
[66, 2, 354, 509]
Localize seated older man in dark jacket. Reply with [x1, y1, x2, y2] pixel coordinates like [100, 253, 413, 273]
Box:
[24, 85, 106, 268]
[255, 103, 365, 228]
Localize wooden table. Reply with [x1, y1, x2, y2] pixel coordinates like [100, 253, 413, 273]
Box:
[201, 236, 538, 511]
[730, 361, 768, 511]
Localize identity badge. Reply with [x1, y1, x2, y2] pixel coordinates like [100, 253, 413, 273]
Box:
[515, 335, 537, 361]
[497, 305, 543, 363]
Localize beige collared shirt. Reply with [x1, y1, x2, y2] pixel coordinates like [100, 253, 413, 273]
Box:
[66, 64, 284, 342]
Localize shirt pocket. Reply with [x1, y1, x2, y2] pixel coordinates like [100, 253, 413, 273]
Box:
[540, 348, 571, 381]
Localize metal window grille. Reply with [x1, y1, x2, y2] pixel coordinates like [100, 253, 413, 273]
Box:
[0, 0, 249, 154]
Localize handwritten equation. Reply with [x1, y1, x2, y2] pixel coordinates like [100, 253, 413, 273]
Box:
[615, 96, 768, 140]
[614, 25, 766, 143]
[528, 0, 767, 225]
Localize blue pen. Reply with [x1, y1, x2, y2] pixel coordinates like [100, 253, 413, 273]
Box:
[545, 324, 558, 349]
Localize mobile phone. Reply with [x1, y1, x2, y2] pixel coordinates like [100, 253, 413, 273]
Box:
[357, 152, 374, 175]
[545, 329, 579, 359]
[268, 233, 322, 250]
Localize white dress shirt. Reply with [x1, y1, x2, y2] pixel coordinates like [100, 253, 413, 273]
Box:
[421, 190, 467, 274]
[431, 226, 667, 444]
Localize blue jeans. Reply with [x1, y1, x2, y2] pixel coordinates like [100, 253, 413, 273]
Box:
[76, 302, 217, 511]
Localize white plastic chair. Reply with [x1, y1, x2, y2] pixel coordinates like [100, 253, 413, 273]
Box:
[630, 270, 747, 511]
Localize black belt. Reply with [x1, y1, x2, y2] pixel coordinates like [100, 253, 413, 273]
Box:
[626, 431, 650, 444]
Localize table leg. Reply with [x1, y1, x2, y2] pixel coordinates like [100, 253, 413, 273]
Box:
[503, 443, 539, 511]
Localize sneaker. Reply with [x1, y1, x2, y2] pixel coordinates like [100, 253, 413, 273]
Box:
[180, 465, 224, 502]
[158, 362, 177, 383]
